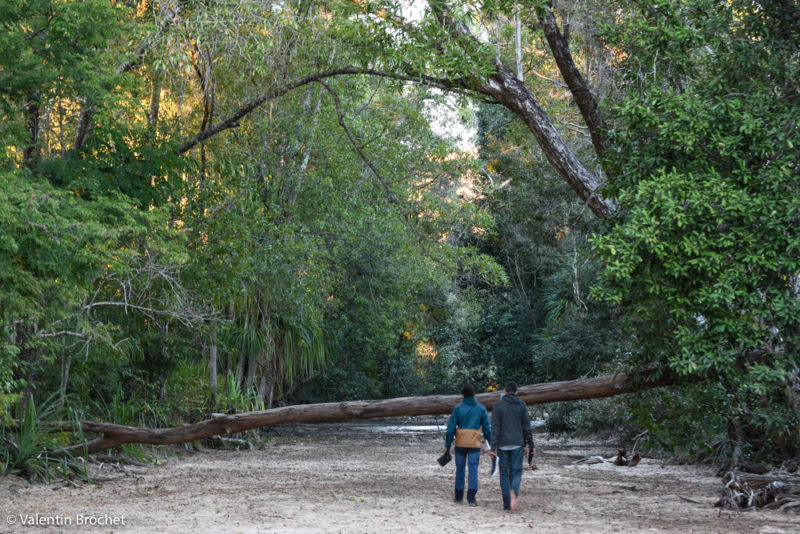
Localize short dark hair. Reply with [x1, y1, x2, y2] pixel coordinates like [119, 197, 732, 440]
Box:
[461, 383, 475, 397]
[504, 381, 518, 393]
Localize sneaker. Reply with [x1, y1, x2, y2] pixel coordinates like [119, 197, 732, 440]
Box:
[468, 501, 478, 507]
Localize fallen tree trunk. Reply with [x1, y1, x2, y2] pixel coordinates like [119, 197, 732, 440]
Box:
[66, 370, 674, 455]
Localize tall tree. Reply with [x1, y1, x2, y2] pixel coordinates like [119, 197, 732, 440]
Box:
[593, 0, 800, 462]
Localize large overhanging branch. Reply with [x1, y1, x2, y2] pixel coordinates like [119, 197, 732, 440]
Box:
[176, 67, 467, 154]
[61, 1, 615, 218]
[174, 60, 613, 218]
[425, 2, 615, 218]
[61, 370, 674, 455]
[477, 59, 614, 218]
[171, 3, 616, 218]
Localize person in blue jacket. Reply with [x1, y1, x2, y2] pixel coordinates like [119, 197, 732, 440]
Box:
[443, 383, 491, 506]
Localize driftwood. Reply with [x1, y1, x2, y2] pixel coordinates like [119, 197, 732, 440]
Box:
[573, 451, 641, 466]
[717, 471, 800, 513]
[573, 455, 606, 465]
[60, 370, 673, 455]
[723, 472, 800, 488]
[613, 449, 642, 467]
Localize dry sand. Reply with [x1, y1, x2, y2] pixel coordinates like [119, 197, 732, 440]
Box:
[2, 421, 799, 533]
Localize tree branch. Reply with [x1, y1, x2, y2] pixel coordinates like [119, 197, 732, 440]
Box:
[36, 330, 88, 339]
[177, 67, 481, 155]
[173, 2, 616, 218]
[316, 80, 421, 239]
[54, 370, 676, 455]
[424, 2, 614, 218]
[536, 2, 608, 158]
[81, 301, 213, 327]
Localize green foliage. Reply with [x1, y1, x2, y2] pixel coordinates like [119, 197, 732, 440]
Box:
[0, 170, 133, 320]
[434, 97, 627, 401]
[218, 371, 265, 414]
[7, 0, 795, 470]
[0, 394, 21, 425]
[1, 396, 90, 482]
[295, 363, 382, 404]
[0, 339, 22, 422]
[543, 397, 636, 440]
[626, 385, 738, 463]
[0, 0, 507, 428]
[0, 0, 135, 159]
[0, 168, 177, 415]
[595, 0, 800, 461]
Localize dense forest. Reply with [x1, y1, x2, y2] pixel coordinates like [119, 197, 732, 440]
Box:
[1, 0, 798, 478]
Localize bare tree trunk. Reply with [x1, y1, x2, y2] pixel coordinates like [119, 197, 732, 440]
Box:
[476, 60, 613, 217]
[536, 2, 608, 159]
[208, 323, 218, 413]
[267, 379, 275, 411]
[514, 5, 523, 82]
[73, 100, 94, 151]
[23, 96, 40, 168]
[65, 370, 674, 455]
[245, 353, 258, 393]
[285, 85, 324, 205]
[40, 102, 52, 157]
[59, 354, 72, 408]
[148, 78, 161, 132]
[234, 351, 245, 385]
[257, 373, 269, 400]
[192, 43, 215, 182]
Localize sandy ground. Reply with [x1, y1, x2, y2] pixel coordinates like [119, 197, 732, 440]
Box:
[2, 421, 799, 534]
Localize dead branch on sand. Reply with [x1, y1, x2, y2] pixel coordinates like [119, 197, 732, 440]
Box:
[717, 471, 800, 513]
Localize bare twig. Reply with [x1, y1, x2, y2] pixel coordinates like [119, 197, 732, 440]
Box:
[315, 80, 421, 239]
[36, 330, 88, 339]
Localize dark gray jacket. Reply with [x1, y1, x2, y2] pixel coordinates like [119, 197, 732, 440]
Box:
[490, 393, 534, 452]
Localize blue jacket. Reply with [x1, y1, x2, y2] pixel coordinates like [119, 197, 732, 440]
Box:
[445, 396, 491, 448]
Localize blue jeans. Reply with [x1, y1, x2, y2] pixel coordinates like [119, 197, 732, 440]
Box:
[454, 447, 481, 497]
[498, 447, 524, 509]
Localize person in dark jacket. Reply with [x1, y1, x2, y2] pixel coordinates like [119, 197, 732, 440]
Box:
[490, 381, 534, 511]
[443, 383, 491, 505]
